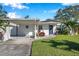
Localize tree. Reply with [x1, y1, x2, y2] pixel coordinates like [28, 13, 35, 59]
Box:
[55, 5, 79, 35]
[24, 15, 29, 19]
[0, 4, 9, 31]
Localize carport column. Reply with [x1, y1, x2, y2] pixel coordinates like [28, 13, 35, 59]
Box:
[53, 25, 57, 35]
[34, 24, 37, 39]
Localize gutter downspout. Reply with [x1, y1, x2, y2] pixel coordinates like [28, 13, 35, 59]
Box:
[34, 19, 37, 39]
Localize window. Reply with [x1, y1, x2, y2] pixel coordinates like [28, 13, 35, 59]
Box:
[38, 25, 42, 30]
[26, 25, 29, 29]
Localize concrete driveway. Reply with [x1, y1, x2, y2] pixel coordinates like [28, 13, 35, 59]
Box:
[0, 37, 33, 56]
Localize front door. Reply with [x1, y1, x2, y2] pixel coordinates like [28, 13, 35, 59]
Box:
[49, 25, 53, 35]
[11, 26, 18, 36]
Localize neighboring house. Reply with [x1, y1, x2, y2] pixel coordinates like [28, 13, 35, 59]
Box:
[2, 18, 60, 41]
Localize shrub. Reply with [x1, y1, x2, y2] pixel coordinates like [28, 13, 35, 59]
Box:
[37, 32, 45, 36]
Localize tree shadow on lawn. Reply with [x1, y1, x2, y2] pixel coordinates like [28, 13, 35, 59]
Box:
[42, 40, 79, 52]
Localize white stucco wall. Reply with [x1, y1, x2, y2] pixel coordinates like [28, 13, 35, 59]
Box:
[18, 25, 35, 37]
[10, 24, 35, 37]
[35, 25, 49, 36]
[10, 26, 17, 36]
[42, 24, 57, 36]
[42, 25, 49, 36]
[35, 24, 56, 36]
[3, 27, 11, 41]
[2, 21, 59, 41]
[10, 23, 18, 36]
[9, 23, 58, 39]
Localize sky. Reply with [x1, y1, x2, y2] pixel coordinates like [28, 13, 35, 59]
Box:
[2, 3, 78, 20]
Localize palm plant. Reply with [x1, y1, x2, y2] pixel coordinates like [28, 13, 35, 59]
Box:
[55, 5, 79, 35]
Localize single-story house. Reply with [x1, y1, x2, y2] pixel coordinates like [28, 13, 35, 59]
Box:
[1, 18, 60, 41]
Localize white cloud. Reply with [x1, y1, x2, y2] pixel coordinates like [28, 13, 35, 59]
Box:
[3, 3, 29, 9]
[43, 10, 47, 13]
[48, 9, 58, 13]
[62, 3, 79, 6]
[7, 12, 22, 18]
[44, 9, 58, 13]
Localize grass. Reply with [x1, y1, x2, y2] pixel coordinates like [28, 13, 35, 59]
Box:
[32, 35, 79, 56]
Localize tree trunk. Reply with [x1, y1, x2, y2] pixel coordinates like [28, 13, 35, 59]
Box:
[75, 27, 79, 35]
[68, 25, 75, 35]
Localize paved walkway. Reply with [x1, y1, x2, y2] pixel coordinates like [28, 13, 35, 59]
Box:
[0, 37, 33, 56]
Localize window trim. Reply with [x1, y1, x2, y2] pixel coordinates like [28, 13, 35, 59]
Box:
[25, 25, 29, 29]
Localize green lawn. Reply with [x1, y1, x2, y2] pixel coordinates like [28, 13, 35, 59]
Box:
[32, 35, 79, 56]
